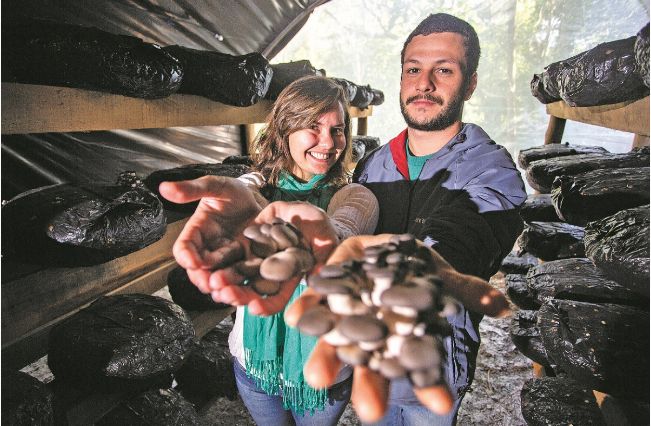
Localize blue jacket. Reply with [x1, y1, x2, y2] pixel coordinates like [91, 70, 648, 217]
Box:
[353, 123, 526, 401]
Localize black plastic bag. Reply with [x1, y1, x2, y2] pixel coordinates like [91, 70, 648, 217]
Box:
[635, 23, 650, 88]
[264, 60, 325, 100]
[167, 265, 231, 311]
[538, 299, 649, 399]
[519, 193, 561, 223]
[505, 274, 541, 311]
[526, 258, 644, 308]
[332, 77, 358, 103]
[2, 18, 183, 99]
[551, 167, 650, 226]
[517, 143, 609, 170]
[525, 146, 649, 194]
[96, 388, 201, 426]
[1, 370, 54, 426]
[584, 205, 650, 296]
[351, 84, 375, 109]
[174, 323, 238, 405]
[48, 294, 195, 394]
[509, 310, 554, 369]
[520, 377, 606, 426]
[500, 250, 540, 275]
[351, 135, 381, 163]
[164, 46, 272, 106]
[143, 163, 249, 212]
[531, 32, 649, 107]
[1, 183, 167, 266]
[517, 221, 585, 261]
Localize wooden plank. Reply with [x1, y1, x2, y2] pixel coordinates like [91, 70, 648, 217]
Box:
[546, 96, 650, 136]
[189, 308, 236, 340]
[1, 83, 372, 134]
[1, 219, 188, 368]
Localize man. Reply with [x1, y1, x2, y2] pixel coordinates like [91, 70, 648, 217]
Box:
[347, 13, 527, 425]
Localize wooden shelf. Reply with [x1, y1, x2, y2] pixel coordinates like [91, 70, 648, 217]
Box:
[1, 82, 373, 134]
[544, 96, 650, 147]
[2, 218, 189, 370]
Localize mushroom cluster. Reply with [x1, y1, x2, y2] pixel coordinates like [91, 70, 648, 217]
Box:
[296, 234, 458, 388]
[239, 217, 316, 295]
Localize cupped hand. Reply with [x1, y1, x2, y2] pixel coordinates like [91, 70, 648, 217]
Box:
[284, 234, 510, 422]
[208, 200, 340, 316]
[160, 176, 340, 316]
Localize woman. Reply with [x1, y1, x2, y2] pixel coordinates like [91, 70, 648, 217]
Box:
[161, 75, 379, 425]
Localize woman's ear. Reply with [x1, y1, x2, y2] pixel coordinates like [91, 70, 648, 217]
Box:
[464, 72, 478, 101]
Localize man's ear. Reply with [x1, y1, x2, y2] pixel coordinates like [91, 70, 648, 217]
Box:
[464, 72, 478, 101]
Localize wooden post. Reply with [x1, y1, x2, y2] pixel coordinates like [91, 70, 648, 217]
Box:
[357, 117, 368, 136]
[544, 115, 566, 145]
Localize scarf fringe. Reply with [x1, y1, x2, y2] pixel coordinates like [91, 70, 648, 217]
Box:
[244, 348, 283, 395]
[244, 348, 328, 415]
[282, 378, 328, 416]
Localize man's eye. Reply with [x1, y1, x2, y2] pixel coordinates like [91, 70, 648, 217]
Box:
[333, 128, 344, 135]
[405, 68, 419, 74]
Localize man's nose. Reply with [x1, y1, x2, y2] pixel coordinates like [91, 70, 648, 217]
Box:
[415, 72, 435, 92]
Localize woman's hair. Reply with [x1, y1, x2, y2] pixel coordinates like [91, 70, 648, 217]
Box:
[250, 75, 353, 191]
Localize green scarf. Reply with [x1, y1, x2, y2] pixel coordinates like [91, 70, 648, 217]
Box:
[243, 173, 335, 415]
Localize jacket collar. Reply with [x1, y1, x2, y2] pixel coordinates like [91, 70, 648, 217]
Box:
[389, 128, 409, 180]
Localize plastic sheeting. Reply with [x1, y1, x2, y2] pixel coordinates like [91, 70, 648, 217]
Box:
[0, 0, 331, 58]
[1, 0, 329, 202]
[1, 126, 243, 202]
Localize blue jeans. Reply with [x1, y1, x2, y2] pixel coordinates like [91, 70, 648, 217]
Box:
[361, 397, 463, 426]
[234, 358, 352, 426]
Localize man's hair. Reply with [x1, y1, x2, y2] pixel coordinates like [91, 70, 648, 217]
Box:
[401, 13, 481, 79]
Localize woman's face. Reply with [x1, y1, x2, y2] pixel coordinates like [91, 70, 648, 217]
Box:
[288, 104, 346, 183]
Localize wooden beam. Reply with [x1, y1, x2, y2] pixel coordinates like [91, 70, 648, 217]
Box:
[545, 97, 650, 136]
[1, 83, 373, 134]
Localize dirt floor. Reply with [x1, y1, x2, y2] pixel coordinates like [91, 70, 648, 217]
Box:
[199, 272, 533, 426]
[21, 272, 533, 426]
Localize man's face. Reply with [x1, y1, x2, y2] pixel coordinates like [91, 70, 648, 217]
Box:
[400, 32, 476, 132]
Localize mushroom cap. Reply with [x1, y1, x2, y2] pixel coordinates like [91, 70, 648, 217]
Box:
[399, 335, 442, 371]
[251, 279, 282, 296]
[307, 274, 358, 295]
[336, 344, 371, 366]
[338, 314, 389, 342]
[378, 357, 407, 379]
[318, 264, 349, 278]
[285, 247, 315, 273]
[249, 235, 277, 258]
[259, 251, 301, 281]
[296, 304, 338, 337]
[233, 257, 263, 277]
[269, 223, 299, 250]
[380, 285, 434, 311]
[409, 367, 442, 388]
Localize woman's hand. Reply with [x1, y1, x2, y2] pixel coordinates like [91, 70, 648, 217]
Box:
[160, 176, 339, 316]
[285, 234, 510, 422]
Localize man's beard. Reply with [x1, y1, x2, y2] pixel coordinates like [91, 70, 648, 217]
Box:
[400, 85, 466, 131]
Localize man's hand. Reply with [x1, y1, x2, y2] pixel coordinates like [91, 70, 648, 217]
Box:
[160, 176, 340, 316]
[285, 234, 510, 422]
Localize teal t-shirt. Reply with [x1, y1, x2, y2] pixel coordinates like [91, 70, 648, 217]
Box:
[406, 138, 434, 180]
